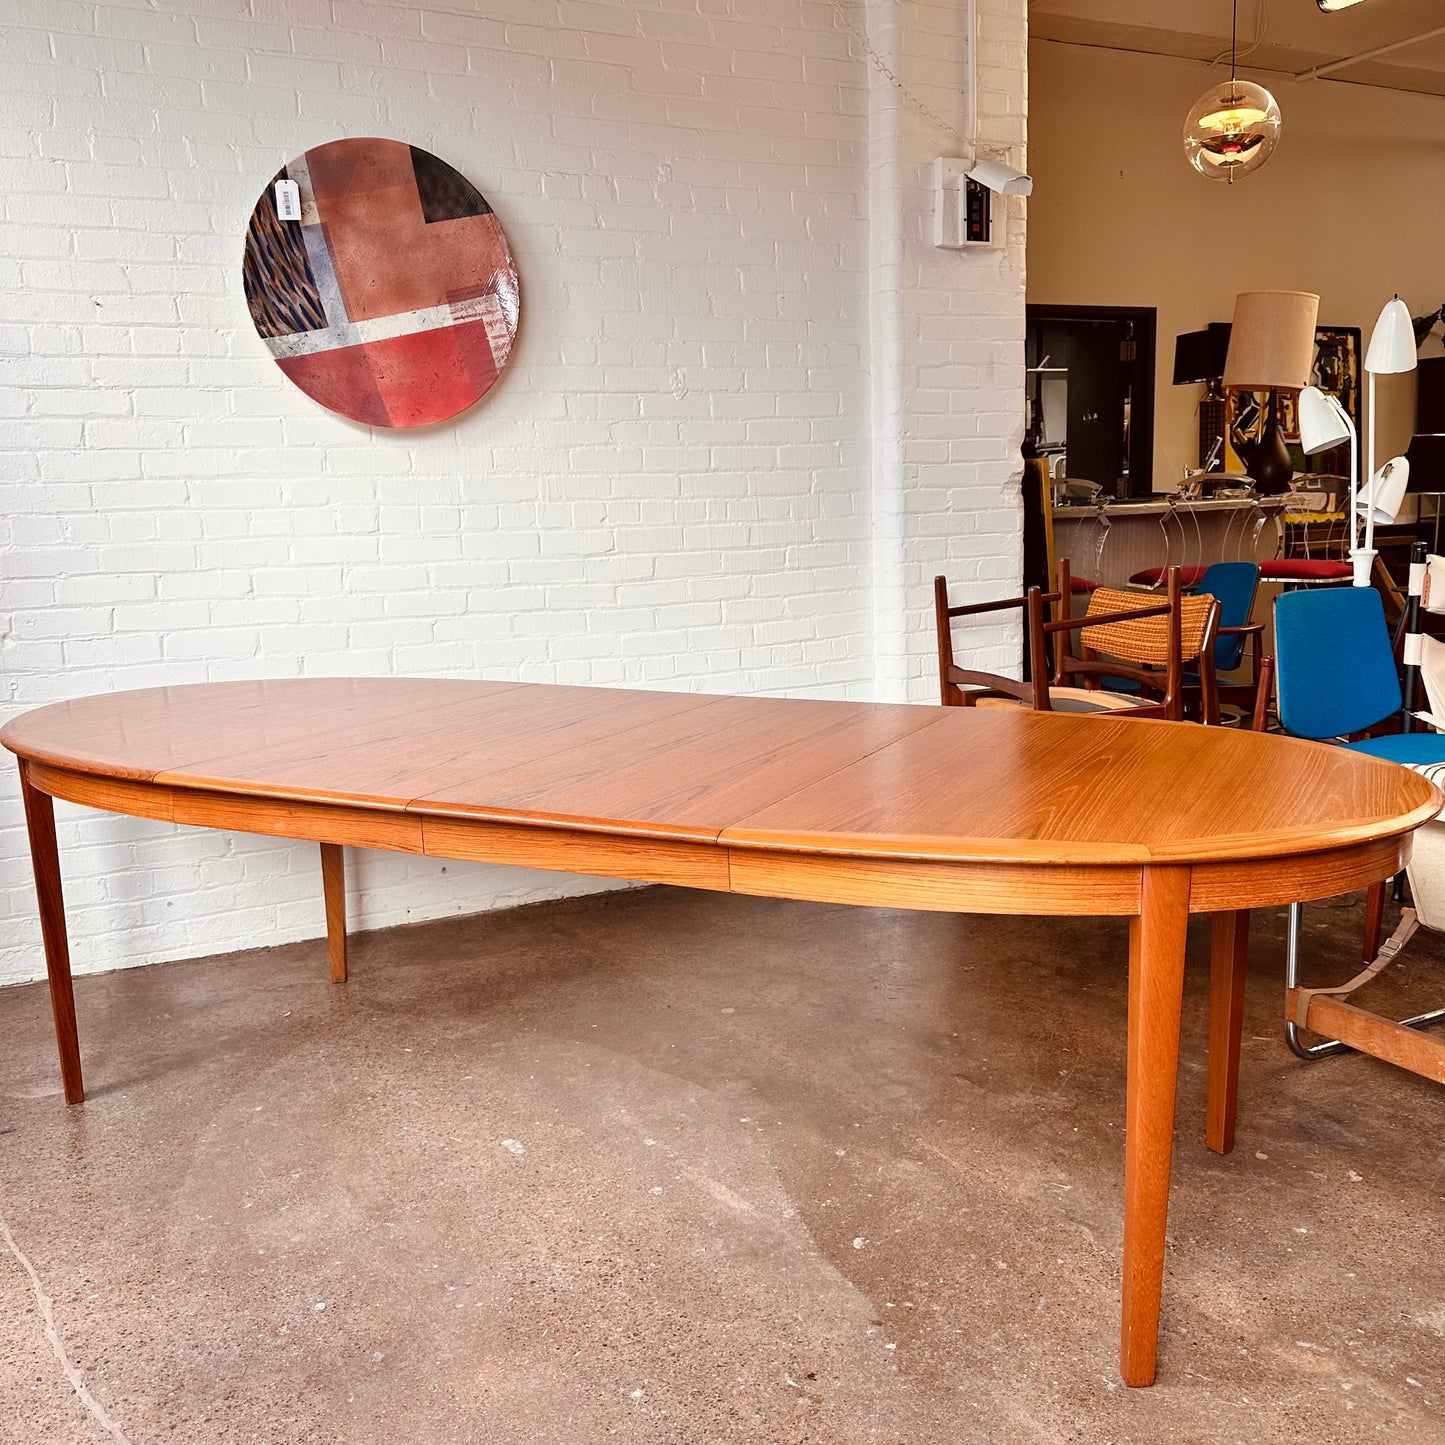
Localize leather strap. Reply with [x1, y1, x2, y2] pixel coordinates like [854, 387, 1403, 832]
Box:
[1288, 909, 1420, 1027]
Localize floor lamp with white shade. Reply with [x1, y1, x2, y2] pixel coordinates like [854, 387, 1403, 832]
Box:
[1298, 384, 1364, 583]
[1362, 296, 1418, 579]
[1358, 455, 1412, 584]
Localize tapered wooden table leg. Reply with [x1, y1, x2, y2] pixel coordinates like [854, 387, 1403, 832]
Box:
[1120, 866, 1191, 1387]
[320, 842, 347, 983]
[18, 761, 84, 1105]
[1206, 909, 1249, 1156]
[1362, 879, 1385, 964]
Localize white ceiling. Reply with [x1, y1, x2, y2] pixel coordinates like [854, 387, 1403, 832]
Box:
[1029, 0, 1445, 97]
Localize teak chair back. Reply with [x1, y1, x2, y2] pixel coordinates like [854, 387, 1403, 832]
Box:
[934, 576, 1055, 709]
[1044, 562, 1220, 723]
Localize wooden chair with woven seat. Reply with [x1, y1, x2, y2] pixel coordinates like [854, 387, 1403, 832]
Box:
[1045, 562, 1222, 723]
[934, 573, 1139, 713]
[1117, 561, 1265, 722]
[935, 568, 1221, 723]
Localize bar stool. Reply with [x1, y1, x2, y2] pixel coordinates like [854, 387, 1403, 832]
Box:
[1259, 557, 1352, 589]
[1128, 565, 1209, 588]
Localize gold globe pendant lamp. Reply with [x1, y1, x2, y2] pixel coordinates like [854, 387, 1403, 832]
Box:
[1184, 0, 1282, 183]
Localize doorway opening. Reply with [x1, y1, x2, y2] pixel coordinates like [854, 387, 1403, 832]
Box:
[1025, 304, 1157, 499]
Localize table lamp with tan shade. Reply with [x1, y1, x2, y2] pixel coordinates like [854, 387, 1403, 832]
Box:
[1222, 289, 1320, 496]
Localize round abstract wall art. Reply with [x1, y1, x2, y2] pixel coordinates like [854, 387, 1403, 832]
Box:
[242, 137, 519, 428]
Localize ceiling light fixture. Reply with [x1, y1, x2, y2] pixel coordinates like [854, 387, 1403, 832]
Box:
[1317, 1, 1369, 12]
[1183, 0, 1282, 183]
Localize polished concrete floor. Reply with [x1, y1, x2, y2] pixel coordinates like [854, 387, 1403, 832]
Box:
[1, 885, 1443, 1444]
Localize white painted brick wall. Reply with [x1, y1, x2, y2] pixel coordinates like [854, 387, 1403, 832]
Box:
[0, 0, 1026, 987]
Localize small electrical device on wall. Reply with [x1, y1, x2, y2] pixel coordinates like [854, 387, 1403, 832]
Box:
[932, 156, 1032, 250]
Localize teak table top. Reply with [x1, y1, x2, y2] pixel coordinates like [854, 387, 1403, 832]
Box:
[3, 676, 1436, 867]
[5, 677, 1439, 1391]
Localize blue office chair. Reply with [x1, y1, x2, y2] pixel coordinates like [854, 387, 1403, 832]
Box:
[1273, 585, 1445, 1066]
[1274, 586, 1445, 764]
[1198, 562, 1259, 670]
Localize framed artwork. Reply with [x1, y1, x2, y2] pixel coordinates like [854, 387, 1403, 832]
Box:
[242, 138, 520, 428]
[1224, 324, 1361, 479]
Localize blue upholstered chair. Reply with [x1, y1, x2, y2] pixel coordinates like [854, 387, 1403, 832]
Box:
[1274, 586, 1445, 765]
[1184, 561, 1262, 721]
[1198, 562, 1259, 671]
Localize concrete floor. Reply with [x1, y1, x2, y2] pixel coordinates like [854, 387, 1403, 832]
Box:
[1, 885, 1443, 1444]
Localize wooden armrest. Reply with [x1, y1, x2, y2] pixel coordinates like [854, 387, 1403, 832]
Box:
[946, 590, 1061, 621]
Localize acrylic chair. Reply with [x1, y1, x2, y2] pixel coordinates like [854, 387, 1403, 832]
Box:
[1261, 487, 1354, 589]
[1272, 584, 1445, 1079]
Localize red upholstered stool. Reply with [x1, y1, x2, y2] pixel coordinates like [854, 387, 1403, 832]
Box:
[1069, 576, 1100, 594]
[1259, 558, 1352, 588]
[1128, 565, 1208, 588]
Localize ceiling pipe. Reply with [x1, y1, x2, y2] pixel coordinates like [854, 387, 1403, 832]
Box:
[1295, 24, 1445, 80]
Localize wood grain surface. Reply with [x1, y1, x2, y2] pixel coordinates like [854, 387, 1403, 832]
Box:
[18, 760, 83, 1105]
[1288, 993, 1445, 1084]
[1206, 910, 1250, 1156]
[719, 704, 1440, 865]
[1120, 866, 1191, 1387]
[4, 680, 1437, 870]
[320, 842, 347, 983]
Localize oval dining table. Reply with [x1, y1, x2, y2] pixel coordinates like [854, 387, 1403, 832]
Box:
[3, 677, 1438, 1387]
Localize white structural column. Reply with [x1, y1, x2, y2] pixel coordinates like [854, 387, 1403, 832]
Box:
[866, 0, 910, 701]
[863, 0, 1029, 702]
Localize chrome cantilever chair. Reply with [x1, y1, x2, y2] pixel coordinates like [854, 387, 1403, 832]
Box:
[1272, 585, 1445, 1081]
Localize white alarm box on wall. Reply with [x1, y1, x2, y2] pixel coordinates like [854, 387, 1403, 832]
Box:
[933, 157, 1000, 249]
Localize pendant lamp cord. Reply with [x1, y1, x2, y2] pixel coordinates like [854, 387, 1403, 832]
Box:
[1230, 0, 1238, 85]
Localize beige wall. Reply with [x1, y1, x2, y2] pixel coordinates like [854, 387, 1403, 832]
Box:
[1028, 40, 1445, 489]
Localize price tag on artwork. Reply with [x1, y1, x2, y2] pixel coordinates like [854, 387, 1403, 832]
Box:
[274, 179, 301, 221]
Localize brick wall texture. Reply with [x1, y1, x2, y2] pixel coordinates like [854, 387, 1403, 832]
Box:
[0, 0, 1027, 985]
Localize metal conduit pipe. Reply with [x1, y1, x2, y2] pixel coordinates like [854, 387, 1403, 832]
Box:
[1295, 24, 1445, 81]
